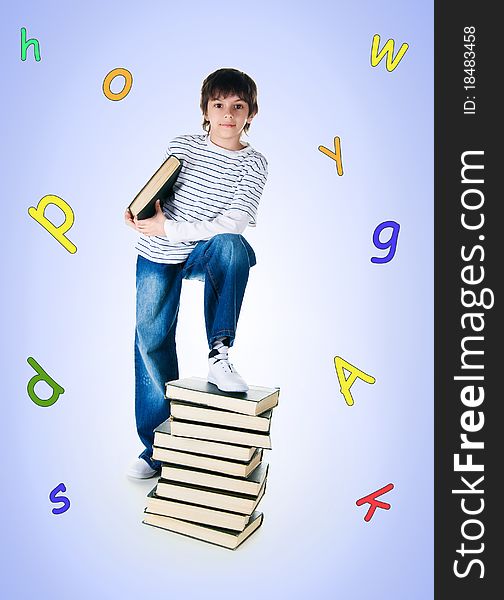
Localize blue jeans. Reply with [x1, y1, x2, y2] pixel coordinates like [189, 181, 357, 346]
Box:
[134, 233, 256, 468]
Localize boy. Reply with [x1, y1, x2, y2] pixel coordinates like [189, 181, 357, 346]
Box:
[124, 68, 268, 478]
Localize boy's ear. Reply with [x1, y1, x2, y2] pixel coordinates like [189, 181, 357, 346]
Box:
[246, 107, 257, 123]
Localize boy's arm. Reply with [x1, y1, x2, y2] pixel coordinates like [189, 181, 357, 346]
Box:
[164, 209, 249, 242]
[131, 201, 250, 240]
[163, 209, 249, 242]
[133, 151, 268, 241]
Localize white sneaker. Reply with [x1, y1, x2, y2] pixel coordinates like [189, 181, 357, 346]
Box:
[127, 457, 159, 479]
[208, 350, 249, 393]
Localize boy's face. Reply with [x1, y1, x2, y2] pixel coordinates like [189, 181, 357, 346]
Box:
[205, 94, 254, 148]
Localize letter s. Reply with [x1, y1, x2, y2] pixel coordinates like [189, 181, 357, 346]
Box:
[49, 482, 71, 515]
[453, 559, 485, 578]
[461, 244, 484, 262]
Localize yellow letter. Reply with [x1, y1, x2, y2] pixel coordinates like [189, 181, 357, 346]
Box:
[319, 136, 344, 175]
[28, 195, 77, 254]
[370, 34, 409, 72]
[103, 68, 133, 101]
[334, 356, 376, 406]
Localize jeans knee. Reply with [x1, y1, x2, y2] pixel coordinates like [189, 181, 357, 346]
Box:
[211, 234, 249, 266]
[213, 233, 242, 247]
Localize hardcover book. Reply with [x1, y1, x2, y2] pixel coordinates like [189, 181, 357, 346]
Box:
[170, 401, 272, 432]
[154, 419, 257, 462]
[143, 510, 264, 550]
[170, 419, 272, 449]
[160, 462, 269, 496]
[152, 446, 263, 478]
[166, 377, 280, 416]
[128, 155, 182, 219]
[145, 488, 251, 531]
[155, 477, 266, 515]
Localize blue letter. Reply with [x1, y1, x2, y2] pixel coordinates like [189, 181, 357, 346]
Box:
[49, 483, 71, 515]
[371, 220, 400, 264]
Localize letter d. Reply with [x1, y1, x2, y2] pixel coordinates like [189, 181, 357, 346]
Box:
[28, 195, 77, 254]
[27, 357, 65, 407]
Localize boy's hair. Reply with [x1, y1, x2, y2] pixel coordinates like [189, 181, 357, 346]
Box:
[200, 68, 259, 135]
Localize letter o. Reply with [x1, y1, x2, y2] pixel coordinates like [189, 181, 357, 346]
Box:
[461, 189, 484, 210]
[461, 518, 484, 541]
[103, 68, 133, 101]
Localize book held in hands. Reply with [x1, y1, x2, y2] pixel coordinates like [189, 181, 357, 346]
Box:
[128, 155, 182, 220]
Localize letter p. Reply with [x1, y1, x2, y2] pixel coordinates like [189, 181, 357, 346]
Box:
[28, 195, 77, 254]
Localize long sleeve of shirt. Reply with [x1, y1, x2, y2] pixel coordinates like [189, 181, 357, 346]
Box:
[163, 208, 250, 242]
[136, 134, 268, 264]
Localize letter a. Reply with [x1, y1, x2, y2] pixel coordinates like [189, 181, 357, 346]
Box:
[27, 357, 65, 407]
[370, 34, 409, 72]
[334, 356, 376, 406]
[28, 195, 77, 253]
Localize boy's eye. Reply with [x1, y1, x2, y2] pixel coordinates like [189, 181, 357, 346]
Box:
[212, 103, 244, 109]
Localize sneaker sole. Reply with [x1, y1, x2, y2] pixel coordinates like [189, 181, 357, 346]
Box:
[126, 471, 158, 479]
[126, 467, 159, 479]
[207, 375, 249, 393]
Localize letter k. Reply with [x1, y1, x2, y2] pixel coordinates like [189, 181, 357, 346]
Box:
[356, 483, 394, 522]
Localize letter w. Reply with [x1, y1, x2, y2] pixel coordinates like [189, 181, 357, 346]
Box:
[370, 34, 409, 72]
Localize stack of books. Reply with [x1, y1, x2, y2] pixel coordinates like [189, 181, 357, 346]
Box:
[142, 376, 280, 550]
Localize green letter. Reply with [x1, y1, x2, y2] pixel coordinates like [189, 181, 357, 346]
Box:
[21, 27, 41, 62]
[27, 357, 64, 407]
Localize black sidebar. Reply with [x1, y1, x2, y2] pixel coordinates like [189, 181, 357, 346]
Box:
[435, 3, 497, 598]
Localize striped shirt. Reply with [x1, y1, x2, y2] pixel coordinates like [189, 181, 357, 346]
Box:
[135, 134, 268, 264]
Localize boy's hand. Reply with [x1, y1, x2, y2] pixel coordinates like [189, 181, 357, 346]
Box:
[124, 207, 138, 230]
[133, 200, 167, 237]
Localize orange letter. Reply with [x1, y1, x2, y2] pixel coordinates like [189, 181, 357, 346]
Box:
[319, 136, 344, 175]
[103, 68, 133, 101]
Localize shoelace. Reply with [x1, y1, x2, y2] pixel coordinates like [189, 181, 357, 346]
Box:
[210, 350, 236, 372]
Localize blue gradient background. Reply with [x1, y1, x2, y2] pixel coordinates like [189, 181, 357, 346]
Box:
[1, 1, 433, 598]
